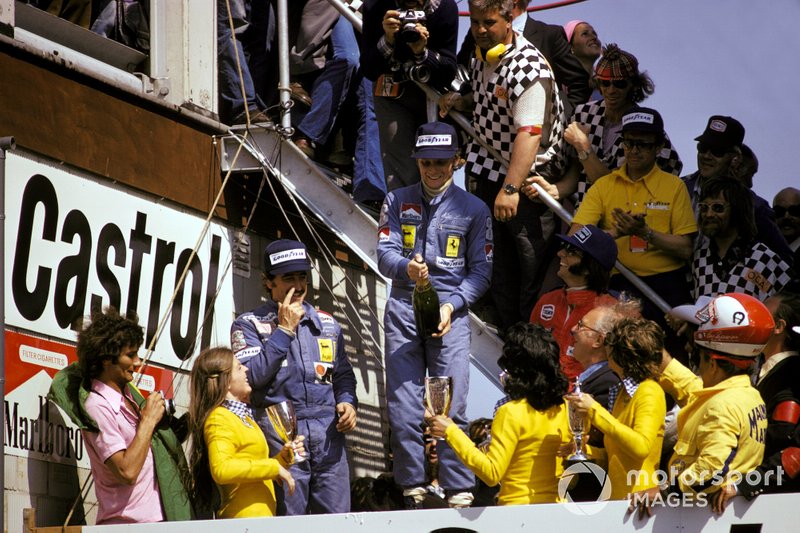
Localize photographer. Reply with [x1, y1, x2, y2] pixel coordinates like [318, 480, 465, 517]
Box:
[362, 0, 458, 191]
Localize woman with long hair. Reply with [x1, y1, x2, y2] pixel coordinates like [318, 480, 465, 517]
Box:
[566, 317, 665, 504]
[428, 323, 571, 505]
[186, 347, 303, 518]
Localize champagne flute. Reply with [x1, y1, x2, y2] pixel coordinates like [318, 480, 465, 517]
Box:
[565, 383, 589, 462]
[267, 400, 305, 463]
[424, 376, 453, 441]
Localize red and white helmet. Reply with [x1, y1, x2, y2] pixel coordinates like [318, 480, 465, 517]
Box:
[693, 293, 776, 357]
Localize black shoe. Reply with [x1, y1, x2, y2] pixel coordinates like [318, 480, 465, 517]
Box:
[403, 495, 424, 510]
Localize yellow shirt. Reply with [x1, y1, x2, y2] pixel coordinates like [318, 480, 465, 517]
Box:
[659, 359, 767, 494]
[573, 164, 697, 276]
[588, 379, 665, 499]
[445, 399, 571, 505]
[205, 407, 287, 518]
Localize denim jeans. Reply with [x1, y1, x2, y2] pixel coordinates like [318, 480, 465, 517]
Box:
[217, 0, 258, 122]
[352, 78, 387, 203]
[295, 15, 358, 145]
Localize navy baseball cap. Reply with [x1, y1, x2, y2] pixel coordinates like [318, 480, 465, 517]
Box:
[263, 239, 311, 275]
[694, 115, 745, 149]
[557, 225, 618, 271]
[411, 121, 458, 159]
[621, 107, 665, 136]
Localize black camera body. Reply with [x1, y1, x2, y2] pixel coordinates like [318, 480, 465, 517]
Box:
[397, 9, 426, 44]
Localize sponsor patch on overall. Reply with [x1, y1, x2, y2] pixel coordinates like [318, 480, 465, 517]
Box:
[246, 314, 276, 336]
[540, 304, 555, 321]
[446, 235, 461, 257]
[485, 243, 494, 262]
[400, 203, 422, 221]
[317, 338, 335, 362]
[379, 227, 390, 241]
[402, 224, 416, 250]
[436, 256, 465, 268]
[231, 329, 247, 352]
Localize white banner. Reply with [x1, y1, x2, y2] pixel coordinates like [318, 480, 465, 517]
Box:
[5, 152, 234, 369]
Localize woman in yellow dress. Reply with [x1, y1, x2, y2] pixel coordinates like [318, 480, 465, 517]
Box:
[428, 323, 572, 505]
[186, 347, 303, 518]
[566, 317, 665, 503]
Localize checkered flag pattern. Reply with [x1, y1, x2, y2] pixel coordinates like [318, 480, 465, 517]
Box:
[692, 241, 792, 301]
[558, 100, 684, 206]
[465, 37, 566, 182]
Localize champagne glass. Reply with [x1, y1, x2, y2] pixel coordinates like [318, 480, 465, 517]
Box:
[424, 376, 453, 441]
[267, 400, 305, 463]
[566, 394, 589, 462]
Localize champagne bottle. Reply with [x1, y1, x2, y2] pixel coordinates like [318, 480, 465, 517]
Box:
[412, 257, 440, 338]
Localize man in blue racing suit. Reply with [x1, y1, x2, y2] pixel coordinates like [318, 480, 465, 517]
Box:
[230, 239, 358, 515]
[377, 121, 493, 508]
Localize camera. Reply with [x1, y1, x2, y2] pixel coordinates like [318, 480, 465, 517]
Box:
[391, 61, 431, 84]
[158, 390, 176, 416]
[397, 9, 426, 44]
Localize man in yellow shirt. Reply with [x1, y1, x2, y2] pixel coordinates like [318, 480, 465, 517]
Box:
[658, 293, 772, 500]
[571, 107, 697, 323]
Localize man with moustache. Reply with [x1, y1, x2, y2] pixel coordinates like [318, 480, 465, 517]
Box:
[692, 178, 791, 301]
[683, 116, 792, 265]
[231, 239, 358, 515]
[529, 224, 618, 379]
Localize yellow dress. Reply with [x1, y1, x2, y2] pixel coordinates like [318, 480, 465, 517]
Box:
[446, 399, 571, 505]
[587, 379, 665, 499]
[205, 406, 289, 518]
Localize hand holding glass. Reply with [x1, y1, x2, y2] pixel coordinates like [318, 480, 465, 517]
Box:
[565, 394, 589, 462]
[424, 376, 453, 440]
[267, 400, 306, 463]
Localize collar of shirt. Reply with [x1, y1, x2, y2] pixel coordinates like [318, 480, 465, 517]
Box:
[222, 399, 254, 427]
[512, 12, 527, 33]
[614, 163, 662, 196]
[789, 236, 800, 252]
[607, 376, 640, 412]
[90, 379, 134, 415]
[579, 360, 609, 384]
[757, 350, 799, 385]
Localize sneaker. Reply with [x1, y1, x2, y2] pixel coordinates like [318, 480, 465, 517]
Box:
[402, 486, 427, 510]
[446, 491, 474, 509]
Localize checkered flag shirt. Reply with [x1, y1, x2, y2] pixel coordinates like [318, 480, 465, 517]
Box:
[465, 34, 566, 182]
[692, 238, 791, 301]
[556, 100, 683, 206]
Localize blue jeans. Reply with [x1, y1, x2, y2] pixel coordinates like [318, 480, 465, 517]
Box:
[296, 15, 358, 145]
[352, 78, 387, 203]
[217, 0, 258, 122]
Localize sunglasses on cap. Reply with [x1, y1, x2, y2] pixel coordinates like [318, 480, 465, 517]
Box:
[598, 79, 629, 89]
[774, 205, 800, 218]
[622, 139, 658, 151]
[698, 202, 730, 214]
[697, 142, 732, 158]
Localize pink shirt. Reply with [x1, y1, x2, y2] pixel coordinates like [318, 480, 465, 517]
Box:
[82, 380, 163, 524]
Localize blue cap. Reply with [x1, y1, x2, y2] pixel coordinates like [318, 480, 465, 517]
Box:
[411, 121, 458, 159]
[621, 107, 664, 136]
[263, 239, 311, 275]
[557, 225, 618, 270]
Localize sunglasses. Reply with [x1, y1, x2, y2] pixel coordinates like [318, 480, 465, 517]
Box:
[622, 139, 658, 151]
[698, 202, 730, 214]
[598, 79, 629, 89]
[774, 205, 800, 218]
[697, 143, 732, 158]
[560, 242, 583, 256]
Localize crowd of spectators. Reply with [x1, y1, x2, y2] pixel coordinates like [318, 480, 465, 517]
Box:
[42, 0, 800, 525]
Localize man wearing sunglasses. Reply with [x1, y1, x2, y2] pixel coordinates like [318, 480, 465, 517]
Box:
[683, 116, 793, 265]
[571, 107, 697, 324]
[773, 187, 800, 268]
[692, 178, 791, 302]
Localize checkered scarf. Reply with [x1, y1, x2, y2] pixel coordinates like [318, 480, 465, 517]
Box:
[222, 399, 254, 428]
[607, 376, 640, 412]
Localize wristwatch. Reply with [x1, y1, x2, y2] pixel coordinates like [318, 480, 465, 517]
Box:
[503, 183, 519, 195]
[577, 150, 590, 161]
